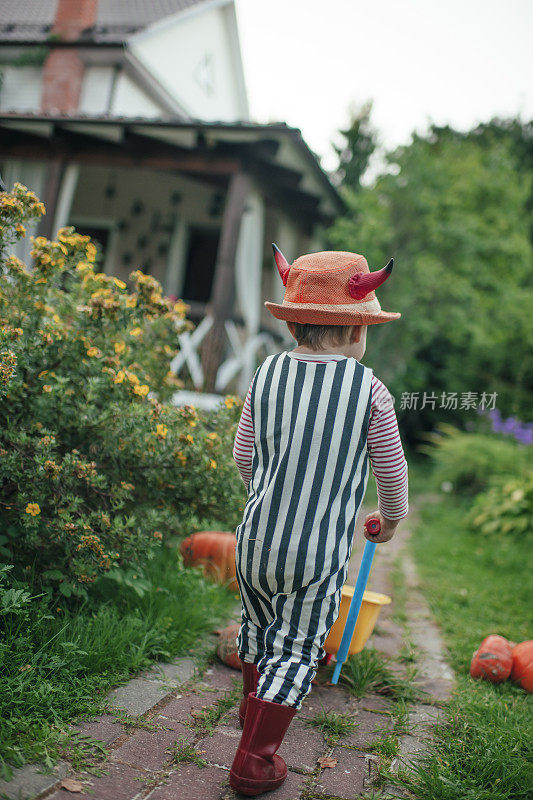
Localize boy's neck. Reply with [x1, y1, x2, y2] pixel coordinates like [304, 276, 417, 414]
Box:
[292, 344, 351, 357]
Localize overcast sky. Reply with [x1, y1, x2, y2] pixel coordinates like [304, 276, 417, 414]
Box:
[234, 0, 533, 170]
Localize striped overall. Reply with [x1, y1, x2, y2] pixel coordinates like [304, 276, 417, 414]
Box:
[235, 351, 373, 708]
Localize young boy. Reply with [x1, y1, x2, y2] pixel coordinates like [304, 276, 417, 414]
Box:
[229, 247, 409, 796]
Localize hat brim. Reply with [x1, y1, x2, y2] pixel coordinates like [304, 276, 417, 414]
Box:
[264, 301, 401, 326]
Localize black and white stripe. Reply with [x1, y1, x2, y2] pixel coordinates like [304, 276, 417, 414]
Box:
[235, 352, 373, 707]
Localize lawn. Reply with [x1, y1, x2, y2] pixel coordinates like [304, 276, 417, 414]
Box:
[393, 493, 533, 800]
[0, 546, 236, 780]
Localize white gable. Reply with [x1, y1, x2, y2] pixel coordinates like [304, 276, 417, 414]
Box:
[129, 0, 248, 121]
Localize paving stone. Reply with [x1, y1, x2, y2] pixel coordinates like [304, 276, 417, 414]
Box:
[201, 662, 241, 691]
[314, 747, 367, 798]
[338, 708, 393, 748]
[415, 675, 453, 703]
[71, 714, 125, 744]
[0, 761, 68, 800]
[161, 689, 227, 724]
[196, 727, 241, 767]
[147, 764, 227, 799]
[302, 685, 355, 715]
[225, 769, 307, 800]
[143, 657, 197, 686]
[107, 678, 170, 717]
[279, 718, 326, 772]
[408, 703, 444, 733]
[371, 631, 404, 658]
[153, 714, 197, 737]
[397, 733, 430, 769]
[218, 706, 242, 731]
[110, 727, 184, 771]
[47, 763, 146, 800]
[358, 694, 393, 714]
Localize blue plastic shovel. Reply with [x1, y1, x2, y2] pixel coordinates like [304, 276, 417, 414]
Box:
[331, 517, 381, 684]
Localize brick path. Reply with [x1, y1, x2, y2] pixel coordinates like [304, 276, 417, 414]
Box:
[0, 501, 453, 800]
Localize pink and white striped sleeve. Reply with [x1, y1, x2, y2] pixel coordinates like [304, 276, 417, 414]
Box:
[367, 376, 409, 520]
[233, 381, 255, 487]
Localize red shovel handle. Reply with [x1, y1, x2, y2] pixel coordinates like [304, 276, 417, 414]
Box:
[365, 517, 381, 536]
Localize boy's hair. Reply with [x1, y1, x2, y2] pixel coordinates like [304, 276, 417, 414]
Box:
[292, 322, 354, 350]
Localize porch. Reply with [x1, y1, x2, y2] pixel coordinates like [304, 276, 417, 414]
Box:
[0, 114, 343, 395]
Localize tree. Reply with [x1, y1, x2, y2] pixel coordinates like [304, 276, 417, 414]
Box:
[332, 102, 377, 192]
[328, 117, 533, 443]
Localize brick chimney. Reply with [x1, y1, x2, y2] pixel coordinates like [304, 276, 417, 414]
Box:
[41, 0, 99, 114]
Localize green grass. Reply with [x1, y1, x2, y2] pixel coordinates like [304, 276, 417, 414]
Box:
[171, 737, 207, 767]
[305, 709, 355, 742]
[333, 648, 423, 703]
[391, 495, 533, 800]
[186, 684, 242, 735]
[0, 546, 236, 779]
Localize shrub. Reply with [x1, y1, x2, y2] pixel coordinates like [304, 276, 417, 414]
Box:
[0, 184, 246, 597]
[467, 472, 533, 537]
[421, 424, 532, 495]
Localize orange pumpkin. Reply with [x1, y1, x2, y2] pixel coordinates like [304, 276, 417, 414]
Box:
[510, 640, 533, 693]
[180, 531, 238, 591]
[470, 635, 513, 683]
[216, 623, 242, 671]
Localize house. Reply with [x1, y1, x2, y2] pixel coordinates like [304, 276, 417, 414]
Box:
[0, 0, 343, 396]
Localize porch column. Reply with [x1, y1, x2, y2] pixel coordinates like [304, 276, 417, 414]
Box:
[203, 171, 251, 394]
[37, 157, 67, 240]
[52, 163, 79, 233]
[234, 188, 265, 395]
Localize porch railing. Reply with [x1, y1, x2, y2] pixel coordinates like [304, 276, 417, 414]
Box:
[170, 313, 280, 396]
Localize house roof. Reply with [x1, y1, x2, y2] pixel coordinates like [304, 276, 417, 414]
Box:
[0, 112, 344, 222]
[0, 0, 211, 45]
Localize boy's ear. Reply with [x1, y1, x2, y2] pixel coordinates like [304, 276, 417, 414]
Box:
[350, 325, 363, 343]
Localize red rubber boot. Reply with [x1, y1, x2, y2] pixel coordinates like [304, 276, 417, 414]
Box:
[239, 661, 259, 728]
[229, 692, 296, 796]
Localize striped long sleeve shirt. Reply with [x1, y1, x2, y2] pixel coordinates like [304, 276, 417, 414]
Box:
[233, 352, 409, 520]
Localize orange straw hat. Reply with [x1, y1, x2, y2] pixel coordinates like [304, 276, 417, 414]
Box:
[264, 246, 401, 326]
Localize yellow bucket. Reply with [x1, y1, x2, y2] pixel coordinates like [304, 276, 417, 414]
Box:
[324, 587, 391, 656]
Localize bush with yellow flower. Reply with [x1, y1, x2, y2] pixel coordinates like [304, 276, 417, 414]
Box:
[0, 183, 246, 599]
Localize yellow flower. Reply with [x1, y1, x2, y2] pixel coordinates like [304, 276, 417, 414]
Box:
[38, 370, 48, 378]
[126, 371, 139, 385]
[173, 300, 189, 316]
[52, 314, 61, 324]
[15, 223, 26, 236]
[125, 295, 137, 308]
[76, 261, 92, 272]
[25, 503, 40, 516]
[225, 396, 236, 409]
[133, 384, 150, 396]
[86, 242, 97, 262]
[114, 370, 125, 384]
[42, 385, 52, 393]
[113, 278, 127, 290]
[86, 347, 101, 357]
[129, 327, 142, 338]
[176, 451, 187, 466]
[183, 434, 193, 445]
[208, 459, 217, 470]
[156, 423, 168, 438]
[114, 341, 126, 354]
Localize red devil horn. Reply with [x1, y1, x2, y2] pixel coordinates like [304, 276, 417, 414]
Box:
[272, 243, 291, 286]
[348, 258, 394, 300]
